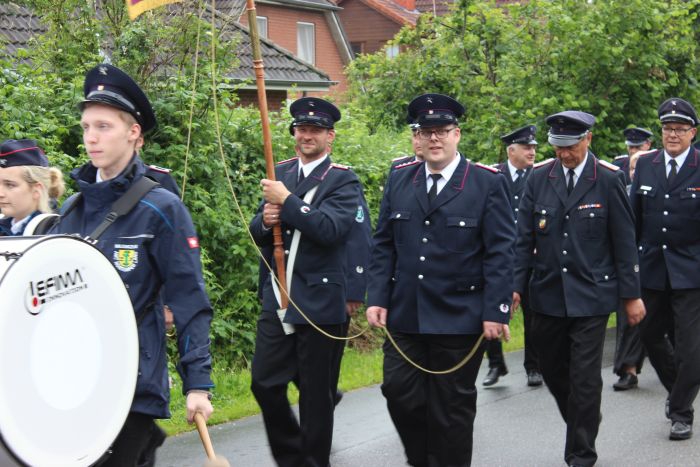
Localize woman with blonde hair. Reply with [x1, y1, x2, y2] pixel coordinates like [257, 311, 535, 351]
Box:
[0, 139, 65, 236]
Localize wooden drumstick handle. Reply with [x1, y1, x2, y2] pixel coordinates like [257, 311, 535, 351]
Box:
[194, 412, 216, 460]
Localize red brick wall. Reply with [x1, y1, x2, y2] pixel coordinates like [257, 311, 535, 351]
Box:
[241, 5, 349, 95]
[237, 89, 287, 111]
[337, 0, 402, 54]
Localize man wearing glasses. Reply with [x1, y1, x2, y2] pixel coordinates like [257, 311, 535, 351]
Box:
[630, 98, 700, 441]
[513, 111, 645, 467]
[366, 93, 515, 466]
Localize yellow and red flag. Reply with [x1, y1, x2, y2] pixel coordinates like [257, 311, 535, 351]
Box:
[126, 0, 182, 20]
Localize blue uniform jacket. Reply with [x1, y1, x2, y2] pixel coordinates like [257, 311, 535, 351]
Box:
[52, 157, 213, 418]
[514, 154, 641, 317]
[367, 156, 516, 334]
[250, 156, 362, 325]
[612, 155, 632, 185]
[495, 162, 531, 223]
[0, 211, 40, 236]
[630, 147, 700, 290]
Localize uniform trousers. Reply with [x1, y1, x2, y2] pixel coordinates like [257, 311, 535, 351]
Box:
[613, 305, 645, 376]
[381, 332, 484, 467]
[251, 310, 345, 467]
[639, 287, 700, 425]
[100, 412, 158, 467]
[531, 313, 608, 467]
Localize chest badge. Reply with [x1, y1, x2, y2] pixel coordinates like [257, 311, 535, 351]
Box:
[538, 218, 547, 230]
[113, 245, 139, 272]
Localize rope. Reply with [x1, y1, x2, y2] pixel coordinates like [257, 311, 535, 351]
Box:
[199, 0, 487, 371]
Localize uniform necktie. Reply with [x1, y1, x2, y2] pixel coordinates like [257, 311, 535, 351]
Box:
[514, 169, 525, 189]
[298, 169, 305, 184]
[428, 173, 441, 203]
[567, 169, 575, 195]
[668, 159, 678, 184]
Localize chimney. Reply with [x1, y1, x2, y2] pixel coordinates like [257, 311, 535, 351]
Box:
[394, 0, 416, 11]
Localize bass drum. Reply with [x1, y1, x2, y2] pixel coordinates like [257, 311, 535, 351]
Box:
[0, 235, 138, 466]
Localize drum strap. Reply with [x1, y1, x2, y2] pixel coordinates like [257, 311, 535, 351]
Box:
[84, 177, 160, 243]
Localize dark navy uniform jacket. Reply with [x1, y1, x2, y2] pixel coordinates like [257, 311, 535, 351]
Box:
[514, 154, 641, 317]
[51, 156, 213, 418]
[630, 147, 700, 290]
[250, 156, 362, 325]
[0, 210, 40, 236]
[146, 164, 181, 196]
[495, 162, 531, 222]
[367, 155, 516, 335]
[612, 155, 632, 184]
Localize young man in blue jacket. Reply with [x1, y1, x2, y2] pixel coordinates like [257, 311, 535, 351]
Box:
[52, 63, 214, 466]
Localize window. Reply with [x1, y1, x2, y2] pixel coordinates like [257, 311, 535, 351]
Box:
[385, 44, 400, 59]
[351, 42, 364, 56]
[297, 22, 315, 65]
[256, 16, 268, 39]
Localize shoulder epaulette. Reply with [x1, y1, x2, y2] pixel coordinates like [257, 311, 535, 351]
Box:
[276, 156, 299, 165]
[636, 149, 657, 158]
[598, 159, 620, 171]
[331, 163, 350, 170]
[474, 162, 499, 173]
[614, 154, 629, 160]
[533, 158, 555, 169]
[392, 155, 410, 162]
[394, 159, 421, 170]
[148, 164, 172, 173]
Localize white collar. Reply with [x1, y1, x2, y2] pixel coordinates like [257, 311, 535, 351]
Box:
[425, 152, 461, 181]
[298, 154, 328, 178]
[562, 153, 588, 180]
[507, 160, 527, 180]
[10, 214, 32, 235]
[664, 147, 691, 169]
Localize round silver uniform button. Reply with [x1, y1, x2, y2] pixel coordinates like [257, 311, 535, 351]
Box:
[664, 211, 669, 215]
[589, 213, 595, 218]
[515, 208, 519, 212]
[541, 209, 547, 214]
[419, 256, 425, 261]
[422, 238, 428, 243]
[563, 250, 567, 255]
[356, 266, 364, 274]
[665, 194, 670, 199]
[643, 191, 648, 195]
[604, 275, 609, 280]
[284, 250, 289, 255]
[425, 220, 430, 226]
[470, 285, 476, 291]
[322, 277, 329, 283]
[514, 195, 519, 200]
[418, 274, 424, 280]
[562, 268, 568, 273]
[662, 227, 667, 232]
[565, 215, 570, 220]
[662, 245, 667, 250]
[564, 232, 568, 238]
[396, 213, 401, 218]
[639, 246, 643, 251]
[459, 221, 466, 227]
[286, 230, 292, 235]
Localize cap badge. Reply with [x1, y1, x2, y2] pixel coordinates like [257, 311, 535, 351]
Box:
[672, 100, 677, 106]
[98, 66, 108, 75]
[426, 97, 433, 104]
[97, 84, 104, 91]
[309, 101, 315, 107]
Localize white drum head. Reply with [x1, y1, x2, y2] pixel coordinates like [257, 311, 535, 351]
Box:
[0, 236, 138, 466]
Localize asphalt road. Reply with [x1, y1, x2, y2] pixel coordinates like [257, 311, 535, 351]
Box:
[156, 329, 700, 467]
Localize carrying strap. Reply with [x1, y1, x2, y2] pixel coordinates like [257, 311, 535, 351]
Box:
[84, 177, 159, 243]
[23, 213, 60, 235]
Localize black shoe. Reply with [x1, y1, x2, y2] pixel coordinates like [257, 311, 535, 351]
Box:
[527, 370, 543, 387]
[613, 373, 638, 391]
[483, 367, 507, 386]
[670, 421, 693, 440]
[334, 389, 344, 407]
[665, 397, 671, 419]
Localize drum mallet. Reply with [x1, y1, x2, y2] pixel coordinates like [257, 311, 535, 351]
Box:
[194, 412, 231, 467]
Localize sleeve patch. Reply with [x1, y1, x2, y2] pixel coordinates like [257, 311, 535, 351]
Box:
[187, 236, 200, 249]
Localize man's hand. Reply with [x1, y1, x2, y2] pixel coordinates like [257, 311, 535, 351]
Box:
[262, 203, 282, 228]
[624, 298, 646, 326]
[483, 321, 510, 342]
[346, 301, 362, 317]
[186, 391, 213, 424]
[261, 179, 292, 205]
[512, 292, 521, 313]
[366, 306, 387, 327]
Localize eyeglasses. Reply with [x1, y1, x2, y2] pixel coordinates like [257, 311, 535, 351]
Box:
[416, 127, 457, 140]
[661, 126, 694, 136]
